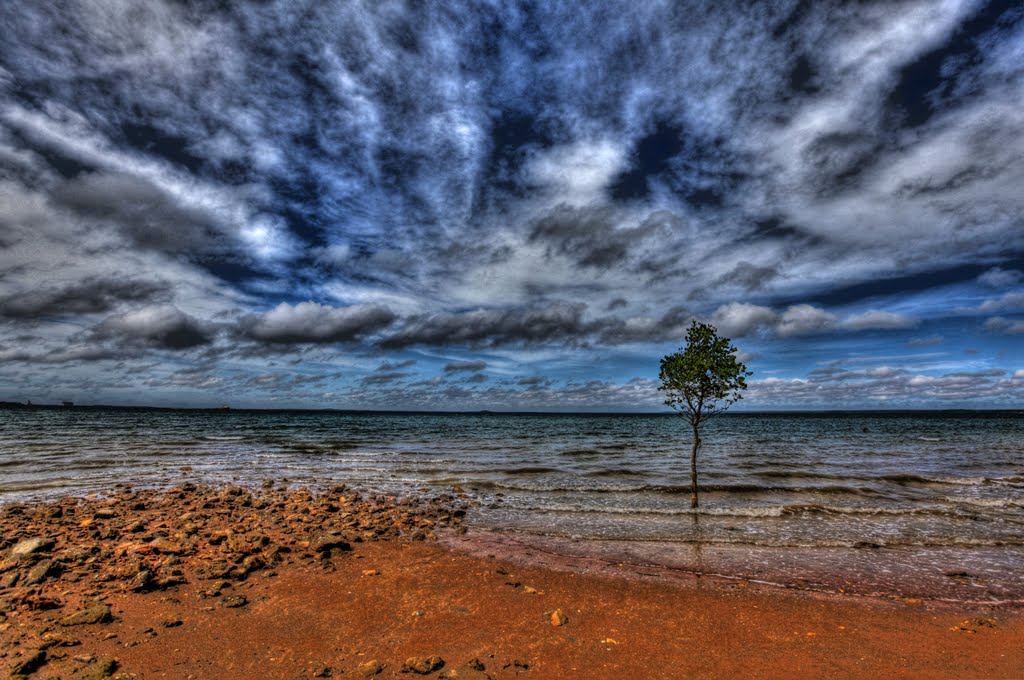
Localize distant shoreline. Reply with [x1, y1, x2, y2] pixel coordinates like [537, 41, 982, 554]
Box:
[2, 401, 1021, 416]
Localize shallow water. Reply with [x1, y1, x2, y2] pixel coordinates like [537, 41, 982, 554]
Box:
[1, 408, 1022, 601]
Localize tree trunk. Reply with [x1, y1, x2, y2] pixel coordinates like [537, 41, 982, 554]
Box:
[690, 422, 700, 509]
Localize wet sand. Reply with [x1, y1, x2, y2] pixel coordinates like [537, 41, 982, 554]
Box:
[1, 484, 1022, 679]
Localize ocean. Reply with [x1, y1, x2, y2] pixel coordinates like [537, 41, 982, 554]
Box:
[2, 408, 1022, 602]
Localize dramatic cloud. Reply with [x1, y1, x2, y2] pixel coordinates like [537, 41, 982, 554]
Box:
[708, 303, 916, 338]
[93, 305, 212, 349]
[840, 310, 917, 331]
[1, 0, 1021, 408]
[978, 267, 1022, 288]
[239, 302, 396, 344]
[0, 278, 168, 318]
[984, 317, 1024, 335]
[974, 292, 1024, 315]
[443, 360, 487, 374]
[380, 304, 589, 349]
[375, 359, 416, 372]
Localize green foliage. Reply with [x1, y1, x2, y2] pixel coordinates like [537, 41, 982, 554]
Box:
[659, 321, 751, 425]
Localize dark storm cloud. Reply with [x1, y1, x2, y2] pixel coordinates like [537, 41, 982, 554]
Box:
[527, 205, 663, 270]
[93, 305, 213, 349]
[596, 306, 691, 346]
[375, 359, 416, 372]
[0, 277, 168, 318]
[380, 303, 589, 349]
[360, 371, 414, 386]
[715, 262, 779, 292]
[443, 360, 487, 374]
[239, 302, 396, 344]
[52, 173, 224, 253]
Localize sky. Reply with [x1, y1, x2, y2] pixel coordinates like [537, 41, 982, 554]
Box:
[0, 0, 1022, 411]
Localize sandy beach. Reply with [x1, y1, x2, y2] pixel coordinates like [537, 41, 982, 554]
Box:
[1, 483, 1022, 679]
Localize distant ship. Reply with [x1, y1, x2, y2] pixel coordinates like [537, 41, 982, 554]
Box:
[62, 401, 74, 407]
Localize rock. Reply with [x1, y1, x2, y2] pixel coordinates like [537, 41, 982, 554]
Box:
[549, 608, 569, 626]
[308, 661, 332, 677]
[39, 632, 81, 648]
[357, 659, 384, 677]
[148, 537, 185, 554]
[310, 533, 351, 553]
[24, 559, 57, 585]
[0, 571, 20, 588]
[439, 660, 492, 680]
[92, 508, 116, 520]
[402, 656, 444, 674]
[362, 569, 380, 576]
[161, 617, 183, 628]
[60, 603, 113, 626]
[9, 537, 54, 557]
[194, 561, 233, 580]
[128, 569, 154, 592]
[10, 649, 47, 676]
[72, 657, 118, 680]
[220, 594, 248, 608]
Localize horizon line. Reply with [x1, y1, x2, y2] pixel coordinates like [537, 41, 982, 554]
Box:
[2, 401, 1021, 416]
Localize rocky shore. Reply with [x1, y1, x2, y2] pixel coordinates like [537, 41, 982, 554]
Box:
[0, 482, 468, 678]
[2, 482, 1023, 679]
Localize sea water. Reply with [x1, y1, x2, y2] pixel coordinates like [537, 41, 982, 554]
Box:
[1, 409, 1022, 602]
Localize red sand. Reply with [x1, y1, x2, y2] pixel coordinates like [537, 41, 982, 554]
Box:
[4, 539, 1022, 679]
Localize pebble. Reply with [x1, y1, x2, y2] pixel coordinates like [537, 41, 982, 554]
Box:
[549, 608, 569, 626]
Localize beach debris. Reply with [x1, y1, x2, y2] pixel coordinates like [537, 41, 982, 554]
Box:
[549, 608, 569, 626]
[358, 659, 384, 676]
[402, 656, 445, 674]
[60, 603, 113, 626]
